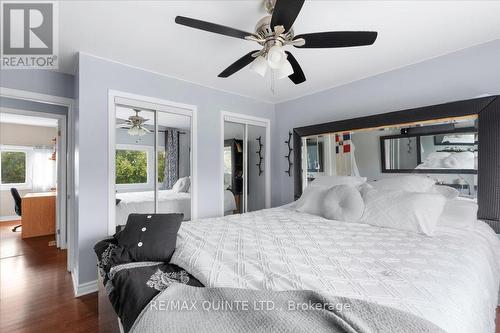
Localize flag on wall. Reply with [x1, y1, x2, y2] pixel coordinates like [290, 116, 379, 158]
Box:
[335, 132, 359, 176]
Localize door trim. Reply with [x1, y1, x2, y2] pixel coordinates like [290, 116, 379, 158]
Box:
[0, 87, 74, 272]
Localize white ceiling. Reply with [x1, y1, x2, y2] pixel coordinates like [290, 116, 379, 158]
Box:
[59, 1, 500, 103]
[0, 112, 58, 128]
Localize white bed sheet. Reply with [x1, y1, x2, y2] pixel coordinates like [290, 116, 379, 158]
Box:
[116, 190, 191, 225]
[171, 207, 500, 333]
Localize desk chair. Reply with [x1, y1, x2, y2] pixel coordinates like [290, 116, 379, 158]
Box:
[10, 188, 22, 232]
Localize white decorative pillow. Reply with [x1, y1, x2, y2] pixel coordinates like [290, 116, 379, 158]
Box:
[368, 175, 436, 193]
[361, 188, 446, 236]
[295, 186, 329, 216]
[172, 177, 190, 193]
[431, 185, 459, 199]
[309, 175, 366, 188]
[438, 199, 478, 230]
[321, 185, 365, 222]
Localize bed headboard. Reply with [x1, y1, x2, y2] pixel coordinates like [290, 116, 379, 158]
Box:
[293, 96, 500, 232]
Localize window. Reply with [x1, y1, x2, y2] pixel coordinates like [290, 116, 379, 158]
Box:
[157, 150, 165, 183]
[1, 151, 27, 184]
[115, 149, 148, 184]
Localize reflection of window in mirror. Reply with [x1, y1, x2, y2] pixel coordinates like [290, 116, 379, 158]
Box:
[223, 146, 232, 190]
[306, 137, 324, 172]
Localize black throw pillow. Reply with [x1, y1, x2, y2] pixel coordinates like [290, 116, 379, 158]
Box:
[117, 213, 183, 262]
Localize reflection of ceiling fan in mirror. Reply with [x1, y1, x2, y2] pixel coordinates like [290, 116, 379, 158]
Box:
[116, 109, 152, 136]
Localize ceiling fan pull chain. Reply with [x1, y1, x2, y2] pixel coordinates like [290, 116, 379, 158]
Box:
[270, 70, 276, 95]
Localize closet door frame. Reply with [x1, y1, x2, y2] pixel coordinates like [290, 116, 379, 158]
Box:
[108, 90, 197, 236]
[220, 111, 271, 216]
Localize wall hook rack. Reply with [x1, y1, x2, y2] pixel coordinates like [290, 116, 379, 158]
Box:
[285, 131, 293, 176]
[256, 136, 264, 176]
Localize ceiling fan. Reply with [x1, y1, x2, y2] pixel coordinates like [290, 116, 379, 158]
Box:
[175, 0, 377, 84]
[116, 109, 152, 136]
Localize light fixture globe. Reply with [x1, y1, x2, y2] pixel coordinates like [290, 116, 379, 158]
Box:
[276, 59, 294, 79]
[249, 55, 267, 77]
[267, 45, 287, 69]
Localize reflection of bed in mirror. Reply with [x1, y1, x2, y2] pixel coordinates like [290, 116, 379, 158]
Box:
[116, 188, 237, 225]
[380, 127, 478, 174]
[116, 189, 191, 225]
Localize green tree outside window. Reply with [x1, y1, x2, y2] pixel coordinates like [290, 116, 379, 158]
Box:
[115, 150, 147, 184]
[1, 151, 26, 184]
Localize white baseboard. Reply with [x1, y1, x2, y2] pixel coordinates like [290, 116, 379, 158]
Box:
[0, 215, 21, 222]
[72, 268, 98, 297]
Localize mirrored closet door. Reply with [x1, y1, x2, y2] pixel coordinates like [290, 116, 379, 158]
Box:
[111, 98, 193, 234]
[222, 114, 269, 215]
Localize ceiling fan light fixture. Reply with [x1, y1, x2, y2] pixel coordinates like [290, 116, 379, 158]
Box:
[128, 126, 140, 136]
[267, 45, 287, 69]
[137, 127, 148, 136]
[249, 55, 267, 77]
[276, 59, 294, 79]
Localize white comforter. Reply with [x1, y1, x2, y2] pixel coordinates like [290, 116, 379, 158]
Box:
[116, 190, 191, 224]
[171, 207, 500, 333]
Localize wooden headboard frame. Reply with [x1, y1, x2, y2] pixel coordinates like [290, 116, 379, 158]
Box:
[293, 96, 500, 232]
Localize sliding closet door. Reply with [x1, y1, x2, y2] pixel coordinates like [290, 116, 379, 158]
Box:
[222, 118, 268, 215]
[115, 106, 156, 226]
[156, 111, 192, 220]
[246, 124, 266, 212]
[223, 121, 245, 214]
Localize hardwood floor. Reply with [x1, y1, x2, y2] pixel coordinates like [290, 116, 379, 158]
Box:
[0, 221, 98, 333]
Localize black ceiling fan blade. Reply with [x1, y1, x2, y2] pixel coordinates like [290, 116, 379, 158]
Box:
[294, 31, 378, 48]
[285, 51, 306, 84]
[270, 0, 305, 32]
[218, 51, 259, 78]
[175, 16, 253, 40]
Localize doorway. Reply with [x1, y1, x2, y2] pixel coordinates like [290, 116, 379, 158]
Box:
[221, 112, 270, 215]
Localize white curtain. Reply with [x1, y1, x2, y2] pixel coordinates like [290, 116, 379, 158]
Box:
[32, 149, 56, 192]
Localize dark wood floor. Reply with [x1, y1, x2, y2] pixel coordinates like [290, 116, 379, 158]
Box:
[0, 221, 98, 333]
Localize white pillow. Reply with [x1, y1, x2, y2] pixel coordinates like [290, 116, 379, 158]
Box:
[321, 185, 365, 222]
[368, 175, 436, 193]
[295, 186, 328, 215]
[431, 185, 459, 199]
[438, 199, 478, 230]
[172, 176, 190, 193]
[295, 176, 366, 212]
[361, 188, 446, 236]
[309, 176, 366, 188]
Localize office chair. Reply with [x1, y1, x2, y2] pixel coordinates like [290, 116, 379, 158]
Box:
[10, 188, 22, 232]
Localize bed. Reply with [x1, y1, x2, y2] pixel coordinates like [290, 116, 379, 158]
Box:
[101, 173, 500, 333]
[116, 190, 191, 224]
[116, 189, 237, 225]
[99, 204, 499, 333]
[170, 206, 500, 333]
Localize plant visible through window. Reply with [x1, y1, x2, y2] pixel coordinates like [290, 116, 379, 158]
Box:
[0, 151, 26, 184]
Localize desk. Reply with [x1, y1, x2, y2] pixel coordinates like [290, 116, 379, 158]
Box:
[21, 192, 56, 239]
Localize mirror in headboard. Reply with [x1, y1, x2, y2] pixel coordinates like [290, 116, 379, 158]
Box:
[293, 96, 500, 232]
[300, 116, 478, 197]
[380, 122, 478, 174]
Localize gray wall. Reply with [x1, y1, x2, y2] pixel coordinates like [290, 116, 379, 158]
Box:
[0, 69, 74, 99]
[247, 125, 266, 212]
[76, 53, 275, 285]
[273, 39, 500, 206]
